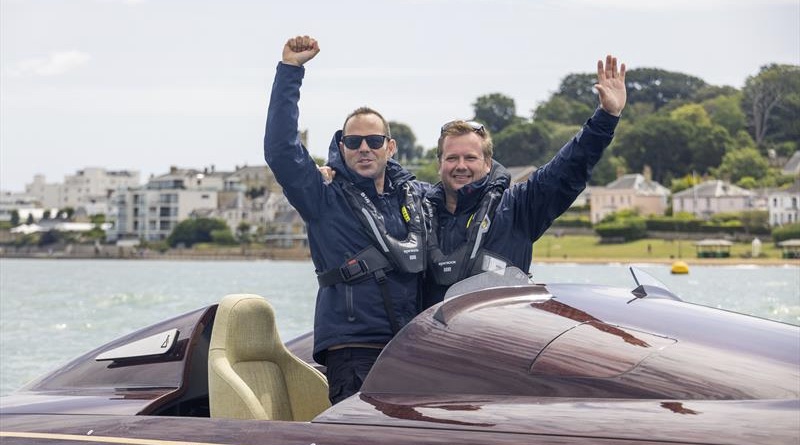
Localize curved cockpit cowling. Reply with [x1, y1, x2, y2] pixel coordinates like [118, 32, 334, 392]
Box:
[362, 270, 799, 400]
[6, 306, 216, 416]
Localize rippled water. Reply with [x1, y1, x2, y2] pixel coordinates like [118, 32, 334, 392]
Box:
[1, 258, 798, 396]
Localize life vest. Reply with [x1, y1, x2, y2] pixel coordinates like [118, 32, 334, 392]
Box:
[316, 178, 426, 334]
[336, 179, 425, 274]
[426, 185, 511, 286]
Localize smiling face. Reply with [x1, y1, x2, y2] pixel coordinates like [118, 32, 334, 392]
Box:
[438, 131, 492, 198]
[339, 113, 396, 184]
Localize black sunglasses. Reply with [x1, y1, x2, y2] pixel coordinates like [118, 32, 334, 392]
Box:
[341, 134, 389, 150]
[440, 120, 486, 136]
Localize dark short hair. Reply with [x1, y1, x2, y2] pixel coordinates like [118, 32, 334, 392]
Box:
[437, 120, 493, 160]
[342, 107, 392, 138]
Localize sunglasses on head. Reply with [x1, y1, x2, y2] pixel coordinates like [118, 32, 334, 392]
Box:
[440, 120, 486, 136]
[341, 134, 389, 150]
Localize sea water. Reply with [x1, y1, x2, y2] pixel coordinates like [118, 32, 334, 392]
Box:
[1, 258, 798, 396]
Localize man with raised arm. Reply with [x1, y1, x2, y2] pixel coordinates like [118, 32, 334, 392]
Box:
[264, 36, 427, 404]
[423, 56, 627, 307]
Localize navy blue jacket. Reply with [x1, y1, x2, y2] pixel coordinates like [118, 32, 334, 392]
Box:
[424, 109, 619, 306]
[264, 62, 425, 365]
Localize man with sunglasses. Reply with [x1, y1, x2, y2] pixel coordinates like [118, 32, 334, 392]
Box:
[264, 36, 427, 404]
[423, 55, 627, 307]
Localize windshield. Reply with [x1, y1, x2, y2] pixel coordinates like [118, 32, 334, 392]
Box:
[444, 266, 532, 300]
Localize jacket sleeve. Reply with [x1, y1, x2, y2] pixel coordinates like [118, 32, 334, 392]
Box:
[264, 62, 326, 220]
[508, 108, 619, 241]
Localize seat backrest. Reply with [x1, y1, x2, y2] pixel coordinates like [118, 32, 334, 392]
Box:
[208, 294, 331, 421]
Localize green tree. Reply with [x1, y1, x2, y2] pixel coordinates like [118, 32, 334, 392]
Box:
[211, 229, 237, 245]
[691, 85, 741, 102]
[236, 222, 252, 244]
[492, 121, 551, 167]
[612, 114, 694, 184]
[590, 153, 628, 186]
[412, 153, 440, 184]
[712, 147, 770, 183]
[625, 68, 707, 109]
[742, 64, 800, 147]
[670, 173, 703, 193]
[388, 121, 422, 162]
[533, 96, 593, 126]
[26, 213, 34, 224]
[58, 207, 75, 220]
[701, 92, 747, 137]
[553, 72, 598, 109]
[167, 218, 230, 248]
[10, 210, 20, 226]
[670, 104, 734, 174]
[473, 93, 518, 134]
[543, 122, 582, 157]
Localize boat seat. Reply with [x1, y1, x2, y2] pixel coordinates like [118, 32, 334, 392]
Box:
[208, 294, 330, 421]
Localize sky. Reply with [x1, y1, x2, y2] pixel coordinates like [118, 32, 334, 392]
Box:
[1, 0, 799, 192]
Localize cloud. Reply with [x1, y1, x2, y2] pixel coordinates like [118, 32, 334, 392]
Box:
[6, 51, 91, 77]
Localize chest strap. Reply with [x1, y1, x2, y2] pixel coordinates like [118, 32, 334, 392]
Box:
[317, 245, 400, 334]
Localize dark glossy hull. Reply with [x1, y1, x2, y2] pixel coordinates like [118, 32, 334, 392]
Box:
[2, 275, 799, 444]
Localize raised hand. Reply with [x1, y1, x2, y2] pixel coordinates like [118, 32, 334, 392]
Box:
[282, 35, 320, 67]
[595, 55, 627, 117]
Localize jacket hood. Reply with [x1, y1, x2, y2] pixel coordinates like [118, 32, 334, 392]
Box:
[327, 130, 415, 196]
[428, 160, 511, 211]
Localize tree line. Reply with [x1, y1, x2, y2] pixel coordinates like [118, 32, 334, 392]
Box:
[393, 64, 799, 190]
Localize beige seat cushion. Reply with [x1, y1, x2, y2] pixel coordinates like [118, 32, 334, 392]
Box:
[208, 294, 330, 421]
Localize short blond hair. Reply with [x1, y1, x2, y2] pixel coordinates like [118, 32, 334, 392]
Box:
[437, 120, 493, 160]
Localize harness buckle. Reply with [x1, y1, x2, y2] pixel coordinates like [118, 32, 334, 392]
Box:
[340, 258, 369, 282]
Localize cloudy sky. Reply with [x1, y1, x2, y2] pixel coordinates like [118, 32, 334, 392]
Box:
[2, 0, 798, 192]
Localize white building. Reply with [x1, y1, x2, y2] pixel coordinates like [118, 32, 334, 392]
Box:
[110, 167, 220, 242]
[25, 168, 140, 215]
[590, 174, 670, 223]
[768, 182, 800, 226]
[0, 191, 49, 223]
[25, 175, 62, 209]
[672, 180, 766, 219]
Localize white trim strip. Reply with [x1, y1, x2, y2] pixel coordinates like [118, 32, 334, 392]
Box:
[0, 431, 224, 445]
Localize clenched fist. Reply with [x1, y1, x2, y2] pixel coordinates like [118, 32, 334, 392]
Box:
[282, 35, 320, 67]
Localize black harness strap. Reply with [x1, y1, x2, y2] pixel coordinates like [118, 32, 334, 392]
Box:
[316, 245, 401, 334]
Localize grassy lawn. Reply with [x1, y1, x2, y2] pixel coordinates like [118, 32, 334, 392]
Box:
[532, 235, 785, 261]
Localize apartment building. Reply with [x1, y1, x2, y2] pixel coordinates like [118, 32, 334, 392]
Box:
[25, 168, 140, 215]
[110, 167, 221, 242]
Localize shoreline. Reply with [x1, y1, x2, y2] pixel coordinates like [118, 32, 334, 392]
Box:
[532, 256, 799, 267]
[2, 251, 798, 267]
